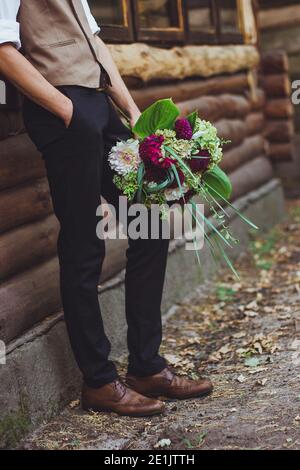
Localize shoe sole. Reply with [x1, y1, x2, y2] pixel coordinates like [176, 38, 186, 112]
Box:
[81, 405, 165, 417]
[148, 388, 213, 401]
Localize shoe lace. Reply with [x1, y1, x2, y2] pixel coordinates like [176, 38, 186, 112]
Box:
[113, 379, 127, 398]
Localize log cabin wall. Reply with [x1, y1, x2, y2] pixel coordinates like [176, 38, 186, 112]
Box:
[259, 0, 300, 131]
[259, 0, 300, 196]
[0, 42, 274, 346]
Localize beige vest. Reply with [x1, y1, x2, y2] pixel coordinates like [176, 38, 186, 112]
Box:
[18, 0, 111, 89]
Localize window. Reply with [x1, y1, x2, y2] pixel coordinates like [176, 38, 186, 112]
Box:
[89, 0, 134, 42]
[132, 0, 185, 44]
[217, 0, 243, 44]
[186, 0, 243, 44]
[90, 0, 246, 46]
[185, 0, 218, 44]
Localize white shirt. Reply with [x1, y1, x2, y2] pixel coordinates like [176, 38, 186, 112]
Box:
[0, 0, 100, 50]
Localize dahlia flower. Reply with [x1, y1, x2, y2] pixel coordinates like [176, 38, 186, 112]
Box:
[175, 118, 193, 140]
[139, 134, 175, 168]
[189, 150, 211, 172]
[108, 139, 141, 176]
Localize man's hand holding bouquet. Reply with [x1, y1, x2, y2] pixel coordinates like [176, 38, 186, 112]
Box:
[109, 99, 258, 277]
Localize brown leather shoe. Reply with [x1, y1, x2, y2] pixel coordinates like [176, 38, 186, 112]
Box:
[81, 380, 165, 417]
[126, 368, 213, 400]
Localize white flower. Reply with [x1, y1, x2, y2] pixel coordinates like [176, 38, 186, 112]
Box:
[108, 139, 141, 176]
[192, 130, 206, 140]
[164, 184, 189, 202]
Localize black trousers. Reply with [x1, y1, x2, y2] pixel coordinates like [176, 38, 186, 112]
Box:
[23, 86, 169, 388]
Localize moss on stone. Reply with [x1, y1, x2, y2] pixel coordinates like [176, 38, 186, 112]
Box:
[0, 400, 31, 449]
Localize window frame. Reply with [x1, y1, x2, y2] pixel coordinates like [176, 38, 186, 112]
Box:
[93, 0, 134, 43]
[185, 0, 244, 45]
[131, 0, 186, 44]
[216, 0, 244, 44]
[185, 0, 218, 45]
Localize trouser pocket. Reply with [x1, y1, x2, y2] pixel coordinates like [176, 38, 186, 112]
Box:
[23, 97, 69, 153]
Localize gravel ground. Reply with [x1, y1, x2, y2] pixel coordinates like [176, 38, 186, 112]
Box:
[21, 200, 300, 450]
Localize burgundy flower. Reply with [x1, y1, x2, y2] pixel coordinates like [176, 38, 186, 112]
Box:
[139, 134, 174, 169]
[169, 167, 185, 188]
[175, 118, 193, 140]
[189, 149, 211, 172]
[144, 164, 167, 183]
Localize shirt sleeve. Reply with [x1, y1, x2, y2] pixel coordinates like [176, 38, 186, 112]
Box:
[0, 0, 21, 49]
[81, 0, 101, 35]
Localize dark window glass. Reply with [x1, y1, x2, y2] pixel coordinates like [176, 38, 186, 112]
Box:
[89, 0, 125, 26]
[132, 0, 184, 43]
[218, 0, 240, 35]
[89, 0, 133, 43]
[187, 0, 215, 34]
[137, 0, 181, 29]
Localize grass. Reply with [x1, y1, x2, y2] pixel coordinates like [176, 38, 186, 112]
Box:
[216, 284, 237, 302]
[249, 227, 281, 270]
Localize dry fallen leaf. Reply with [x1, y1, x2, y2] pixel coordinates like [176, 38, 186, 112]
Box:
[237, 374, 247, 383]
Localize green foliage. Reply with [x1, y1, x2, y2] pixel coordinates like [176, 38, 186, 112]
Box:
[249, 228, 280, 271]
[203, 166, 232, 200]
[216, 284, 237, 302]
[0, 403, 31, 448]
[113, 172, 139, 202]
[133, 98, 180, 138]
[186, 110, 198, 131]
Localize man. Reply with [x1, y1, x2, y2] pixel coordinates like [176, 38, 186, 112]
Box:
[0, 0, 212, 417]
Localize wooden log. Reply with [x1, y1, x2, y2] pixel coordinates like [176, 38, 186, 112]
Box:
[214, 119, 247, 149]
[265, 98, 294, 119]
[178, 94, 251, 122]
[0, 257, 61, 343]
[261, 50, 289, 74]
[230, 156, 274, 201]
[245, 88, 266, 111]
[264, 119, 294, 143]
[259, 5, 300, 31]
[101, 238, 128, 283]
[0, 206, 129, 284]
[0, 234, 129, 342]
[0, 134, 45, 191]
[0, 214, 59, 281]
[0, 178, 52, 234]
[221, 135, 266, 173]
[268, 142, 294, 162]
[109, 43, 259, 82]
[245, 112, 265, 136]
[260, 74, 292, 98]
[131, 74, 249, 110]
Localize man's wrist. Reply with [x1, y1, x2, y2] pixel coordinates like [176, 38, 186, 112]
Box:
[127, 103, 140, 120]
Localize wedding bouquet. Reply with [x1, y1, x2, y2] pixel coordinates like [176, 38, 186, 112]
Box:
[108, 99, 257, 277]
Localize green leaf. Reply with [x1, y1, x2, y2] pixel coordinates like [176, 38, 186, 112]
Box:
[203, 166, 232, 201]
[244, 357, 260, 368]
[186, 110, 198, 131]
[133, 98, 180, 138]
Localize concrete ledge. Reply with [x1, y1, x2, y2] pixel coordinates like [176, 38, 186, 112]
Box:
[0, 179, 285, 448]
